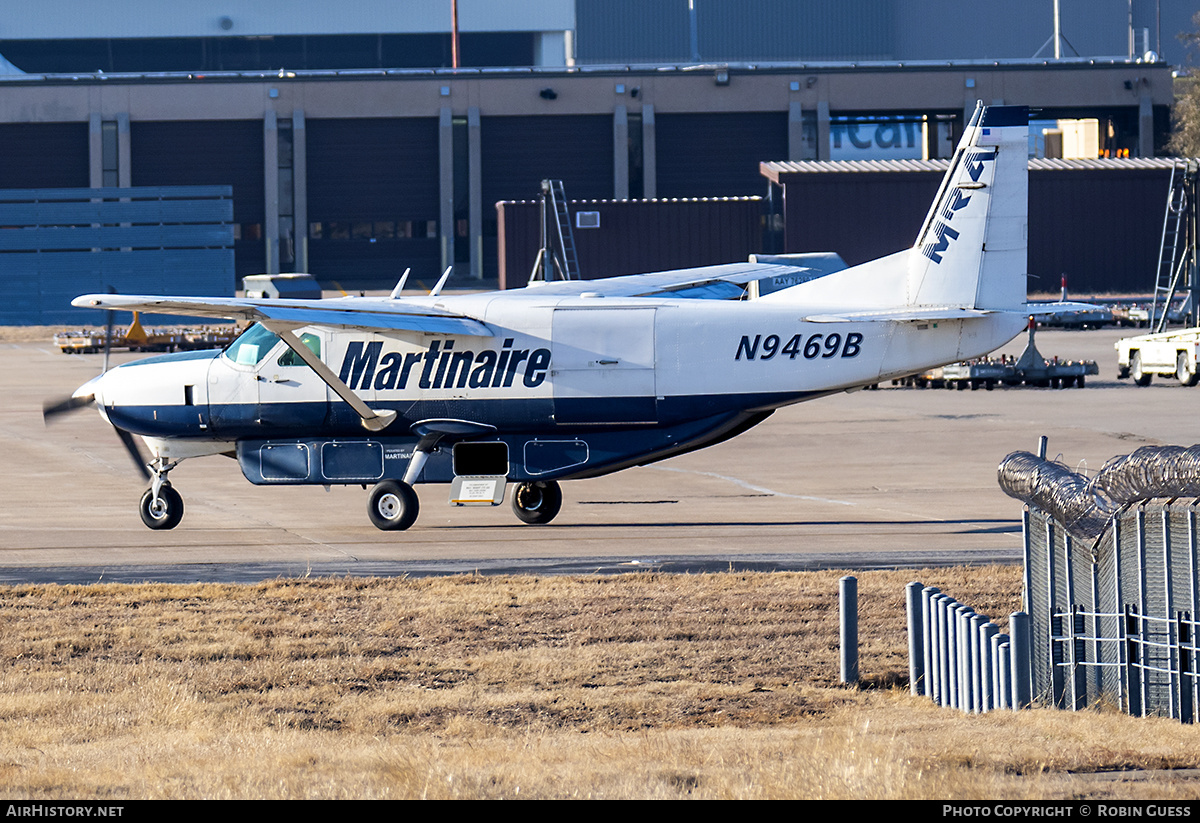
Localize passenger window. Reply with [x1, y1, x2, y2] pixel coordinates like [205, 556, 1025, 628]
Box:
[278, 332, 321, 366]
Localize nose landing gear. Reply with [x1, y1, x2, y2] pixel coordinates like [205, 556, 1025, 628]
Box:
[139, 456, 184, 530]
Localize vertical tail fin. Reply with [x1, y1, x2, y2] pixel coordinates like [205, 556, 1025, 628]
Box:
[908, 103, 1028, 311]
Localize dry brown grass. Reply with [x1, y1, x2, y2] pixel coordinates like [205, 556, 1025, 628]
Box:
[1, 567, 1199, 799]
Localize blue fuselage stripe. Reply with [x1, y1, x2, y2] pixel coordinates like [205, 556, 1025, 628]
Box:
[108, 390, 821, 439]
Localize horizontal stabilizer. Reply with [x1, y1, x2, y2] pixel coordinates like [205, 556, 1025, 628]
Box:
[804, 307, 994, 323]
[1023, 301, 1104, 317]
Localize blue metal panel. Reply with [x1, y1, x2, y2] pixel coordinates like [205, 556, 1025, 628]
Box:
[0, 224, 235, 251]
[0, 199, 232, 225]
[0, 186, 233, 202]
[0, 185, 235, 324]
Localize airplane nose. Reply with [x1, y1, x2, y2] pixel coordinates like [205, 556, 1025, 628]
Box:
[75, 373, 104, 406]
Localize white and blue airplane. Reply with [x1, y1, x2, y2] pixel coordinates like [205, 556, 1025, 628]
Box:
[49, 103, 1065, 531]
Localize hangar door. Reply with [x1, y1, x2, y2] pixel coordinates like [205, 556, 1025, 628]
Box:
[655, 112, 787, 198]
[132, 120, 266, 277]
[0, 124, 88, 189]
[551, 307, 657, 425]
[482, 115, 615, 280]
[306, 117, 441, 290]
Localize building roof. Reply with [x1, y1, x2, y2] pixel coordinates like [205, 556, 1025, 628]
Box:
[761, 156, 1191, 182]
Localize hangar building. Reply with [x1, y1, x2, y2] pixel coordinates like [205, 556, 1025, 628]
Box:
[0, 0, 1192, 310]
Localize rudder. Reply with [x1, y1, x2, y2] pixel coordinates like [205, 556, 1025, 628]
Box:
[908, 104, 1029, 311]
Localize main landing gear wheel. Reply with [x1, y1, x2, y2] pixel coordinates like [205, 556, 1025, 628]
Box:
[512, 480, 563, 525]
[139, 484, 184, 530]
[368, 480, 419, 531]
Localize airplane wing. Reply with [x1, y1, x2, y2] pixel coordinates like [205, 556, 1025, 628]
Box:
[523, 262, 816, 299]
[71, 294, 493, 337]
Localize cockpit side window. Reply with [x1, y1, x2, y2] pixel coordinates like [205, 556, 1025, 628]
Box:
[277, 332, 321, 366]
[224, 323, 281, 366]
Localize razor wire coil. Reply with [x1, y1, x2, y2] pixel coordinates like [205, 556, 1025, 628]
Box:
[998, 445, 1200, 538]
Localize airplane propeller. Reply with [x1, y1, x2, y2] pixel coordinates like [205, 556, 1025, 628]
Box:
[42, 390, 152, 481]
[43, 287, 152, 481]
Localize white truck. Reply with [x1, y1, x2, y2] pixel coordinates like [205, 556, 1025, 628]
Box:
[1115, 328, 1200, 386]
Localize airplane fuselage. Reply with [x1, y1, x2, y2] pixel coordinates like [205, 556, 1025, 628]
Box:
[92, 292, 1024, 488]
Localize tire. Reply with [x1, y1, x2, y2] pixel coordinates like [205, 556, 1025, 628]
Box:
[1076, 375, 1086, 389]
[1177, 352, 1199, 387]
[1131, 352, 1151, 387]
[367, 480, 419, 531]
[511, 480, 563, 525]
[139, 484, 184, 530]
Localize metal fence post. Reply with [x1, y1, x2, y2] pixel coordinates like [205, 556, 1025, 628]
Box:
[907, 581, 924, 696]
[922, 586, 940, 699]
[936, 594, 951, 706]
[995, 635, 1011, 710]
[1180, 611, 1194, 723]
[840, 575, 858, 685]
[953, 604, 970, 710]
[970, 613, 988, 713]
[980, 622, 999, 712]
[1126, 604, 1143, 717]
[1011, 611, 1032, 709]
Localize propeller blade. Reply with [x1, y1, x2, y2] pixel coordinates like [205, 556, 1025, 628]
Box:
[103, 285, 117, 373]
[42, 393, 95, 422]
[112, 425, 151, 481]
[43, 390, 150, 481]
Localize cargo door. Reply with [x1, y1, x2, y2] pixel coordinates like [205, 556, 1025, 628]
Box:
[551, 307, 657, 425]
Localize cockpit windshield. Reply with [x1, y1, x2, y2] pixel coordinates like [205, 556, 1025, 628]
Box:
[224, 323, 281, 366]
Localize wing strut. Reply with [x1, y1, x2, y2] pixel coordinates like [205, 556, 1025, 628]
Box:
[264, 323, 397, 433]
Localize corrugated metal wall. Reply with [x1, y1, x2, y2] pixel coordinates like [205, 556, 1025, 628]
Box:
[495, 197, 763, 289]
[776, 162, 1178, 294]
[781, 171, 939, 267]
[696, 0, 894, 61]
[575, 0, 690, 63]
[1031, 167, 1169, 294]
[576, 0, 1191, 67]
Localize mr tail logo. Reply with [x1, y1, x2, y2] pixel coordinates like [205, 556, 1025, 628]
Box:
[921, 148, 996, 264]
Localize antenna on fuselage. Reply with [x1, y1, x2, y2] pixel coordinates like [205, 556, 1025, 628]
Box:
[390, 268, 411, 300]
[429, 266, 453, 297]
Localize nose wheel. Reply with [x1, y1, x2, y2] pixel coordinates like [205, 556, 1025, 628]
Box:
[512, 480, 562, 525]
[139, 483, 184, 530]
[138, 455, 184, 530]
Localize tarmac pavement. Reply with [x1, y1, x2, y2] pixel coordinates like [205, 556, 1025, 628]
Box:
[0, 326, 1189, 582]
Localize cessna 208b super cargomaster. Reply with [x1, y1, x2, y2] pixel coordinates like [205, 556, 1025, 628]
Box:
[52, 104, 1059, 531]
